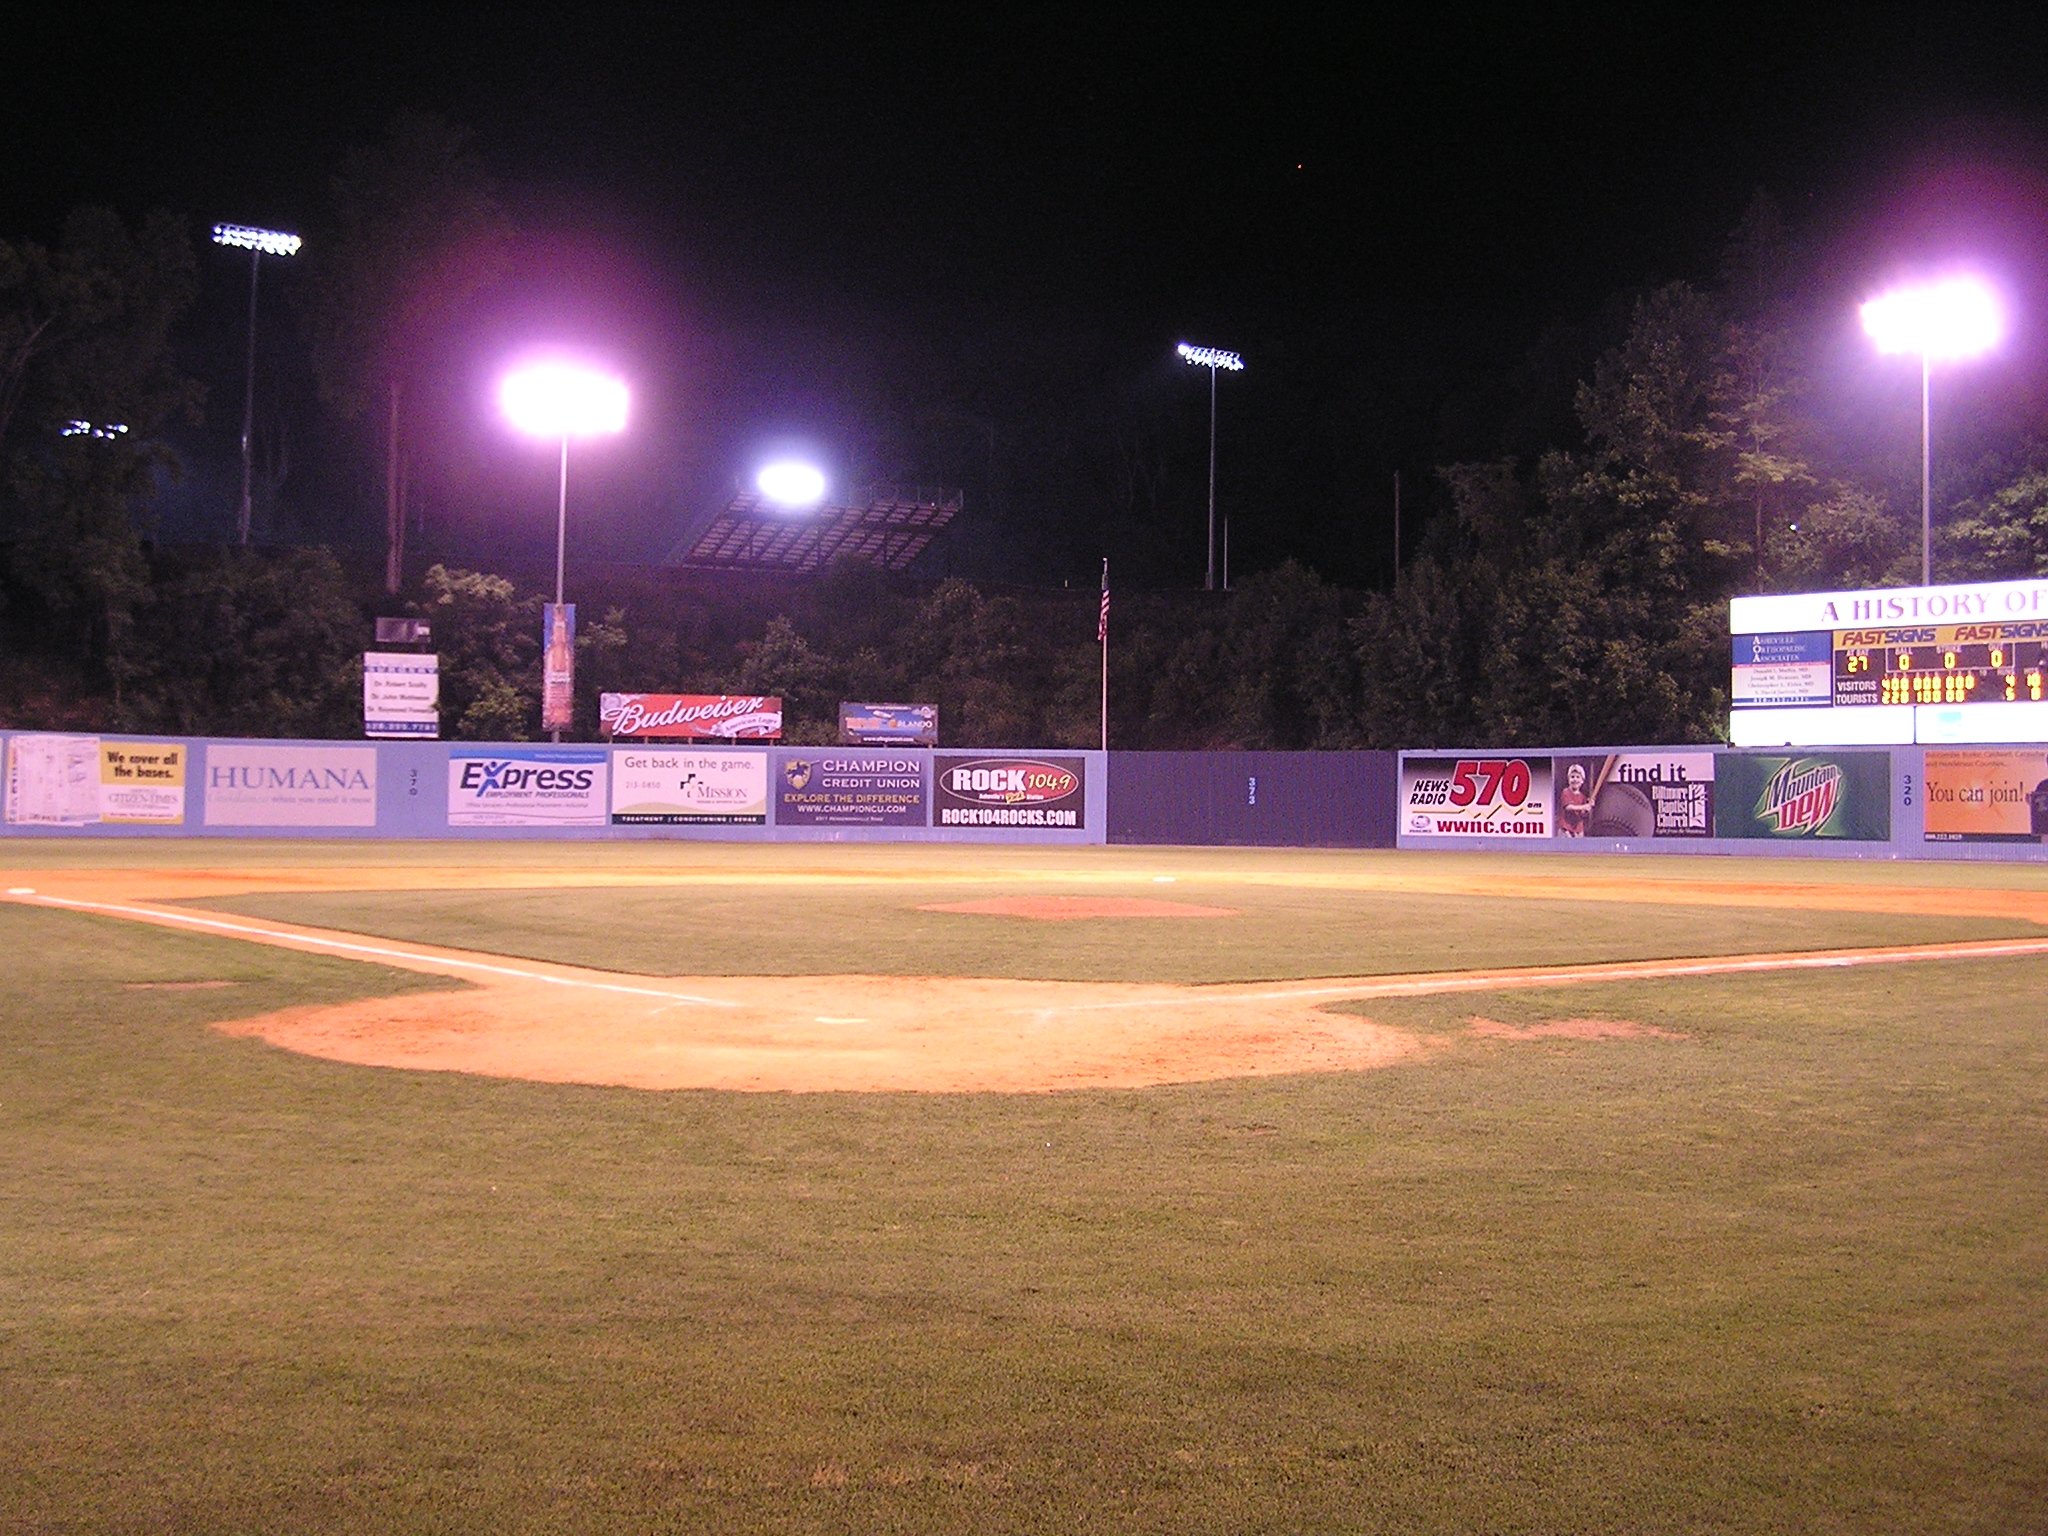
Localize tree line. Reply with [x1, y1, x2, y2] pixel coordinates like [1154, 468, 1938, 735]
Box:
[6, 177, 2048, 747]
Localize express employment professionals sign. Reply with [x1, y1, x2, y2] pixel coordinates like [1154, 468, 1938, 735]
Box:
[447, 747, 607, 827]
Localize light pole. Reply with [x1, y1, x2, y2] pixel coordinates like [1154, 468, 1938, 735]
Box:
[211, 224, 301, 547]
[499, 362, 628, 739]
[1859, 276, 2002, 586]
[1177, 342, 1245, 591]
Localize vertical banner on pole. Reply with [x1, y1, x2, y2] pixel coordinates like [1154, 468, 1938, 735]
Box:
[541, 603, 576, 735]
[1098, 558, 1109, 752]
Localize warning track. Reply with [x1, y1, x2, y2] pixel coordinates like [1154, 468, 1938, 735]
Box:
[8, 868, 2048, 1093]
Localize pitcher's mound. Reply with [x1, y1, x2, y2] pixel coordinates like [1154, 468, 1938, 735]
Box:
[917, 896, 1240, 920]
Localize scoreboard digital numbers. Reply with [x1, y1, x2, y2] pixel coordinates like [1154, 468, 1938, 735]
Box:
[1833, 624, 2048, 707]
[1729, 577, 2048, 746]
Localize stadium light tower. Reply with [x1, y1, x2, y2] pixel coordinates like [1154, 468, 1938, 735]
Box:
[499, 362, 628, 739]
[1859, 276, 2003, 585]
[1177, 342, 1244, 590]
[211, 223, 302, 547]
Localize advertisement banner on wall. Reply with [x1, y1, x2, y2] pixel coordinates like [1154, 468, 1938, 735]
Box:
[1400, 756, 1553, 837]
[363, 651, 440, 738]
[838, 702, 938, 746]
[203, 744, 378, 827]
[1712, 751, 1891, 840]
[610, 748, 768, 824]
[1553, 750, 1714, 838]
[4, 734, 101, 825]
[98, 740, 186, 824]
[1924, 748, 2048, 842]
[448, 747, 608, 827]
[932, 755, 1086, 828]
[775, 749, 927, 826]
[599, 693, 782, 739]
[540, 604, 576, 735]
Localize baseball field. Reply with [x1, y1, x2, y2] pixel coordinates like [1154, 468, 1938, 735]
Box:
[4, 839, 2047, 1533]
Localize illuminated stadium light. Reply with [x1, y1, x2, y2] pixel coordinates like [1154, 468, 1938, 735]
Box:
[1860, 277, 2002, 360]
[1859, 276, 2005, 584]
[755, 460, 827, 507]
[1177, 341, 1247, 588]
[60, 420, 129, 439]
[210, 223, 302, 257]
[498, 360, 629, 741]
[499, 363, 629, 439]
[213, 222, 301, 545]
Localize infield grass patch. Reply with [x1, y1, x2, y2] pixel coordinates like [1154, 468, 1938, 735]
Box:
[4, 895, 2047, 1533]
[195, 880, 2037, 983]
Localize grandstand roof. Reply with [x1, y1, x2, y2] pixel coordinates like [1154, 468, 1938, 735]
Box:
[665, 484, 961, 573]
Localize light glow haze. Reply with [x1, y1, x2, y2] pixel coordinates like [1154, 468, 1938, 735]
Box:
[1860, 276, 2004, 360]
[498, 363, 629, 438]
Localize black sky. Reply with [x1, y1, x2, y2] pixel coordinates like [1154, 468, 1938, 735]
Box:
[11, 7, 2048, 584]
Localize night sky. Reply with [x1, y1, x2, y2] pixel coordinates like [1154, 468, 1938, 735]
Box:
[12, 8, 2048, 585]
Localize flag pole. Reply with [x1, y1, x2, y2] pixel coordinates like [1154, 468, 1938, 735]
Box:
[1098, 557, 1110, 753]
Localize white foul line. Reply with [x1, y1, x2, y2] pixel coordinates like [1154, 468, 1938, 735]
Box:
[13, 893, 738, 1008]
[1032, 937, 2048, 1013]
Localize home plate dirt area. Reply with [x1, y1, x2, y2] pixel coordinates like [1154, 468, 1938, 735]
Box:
[10, 851, 2048, 1092]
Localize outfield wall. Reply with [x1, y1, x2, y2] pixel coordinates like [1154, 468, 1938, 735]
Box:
[0, 732, 1105, 844]
[1107, 752, 1396, 847]
[1396, 745, 2048, 861]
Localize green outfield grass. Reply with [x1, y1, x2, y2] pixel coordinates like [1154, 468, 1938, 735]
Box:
[4, 851, 2047, 1534]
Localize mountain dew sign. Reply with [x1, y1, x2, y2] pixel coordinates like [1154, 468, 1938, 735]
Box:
[1712, 751, 1891, 840]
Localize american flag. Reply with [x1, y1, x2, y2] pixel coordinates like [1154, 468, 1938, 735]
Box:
[1097, 560, 1109, 643]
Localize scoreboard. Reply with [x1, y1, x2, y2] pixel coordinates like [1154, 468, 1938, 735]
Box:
[1730, 578, 2048, 745]
[1834, 624, 2048, 707]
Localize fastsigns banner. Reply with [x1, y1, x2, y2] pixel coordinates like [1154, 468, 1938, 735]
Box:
[203, 745, 378, 827]
[600, 694, 782, 740]
[1712, 751, 1890, 840]
[1401, 756, 1552, 838]
[363, 651, 439, 738]
[776, 749, 927, 826]
[610, 748, 768, 824]
[932, 755, 1085, 828]
[448, 747, 607, 827]
[1924, 749, 2048, 842]
[1553, 751, 1713, 838]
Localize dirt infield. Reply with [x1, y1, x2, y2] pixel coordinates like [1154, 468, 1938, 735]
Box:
[6, 856, 2048, 1092]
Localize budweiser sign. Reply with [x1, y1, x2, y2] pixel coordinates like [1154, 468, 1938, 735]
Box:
[600, 693, 783, 739]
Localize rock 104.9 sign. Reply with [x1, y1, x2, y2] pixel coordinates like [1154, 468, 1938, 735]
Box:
[1401, 756, 1552, 838]
[932, 755, 1086, 828]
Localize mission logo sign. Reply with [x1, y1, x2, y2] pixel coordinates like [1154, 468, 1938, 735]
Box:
[447, 747, 607, 827]
[932, 755, 1086, 828]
